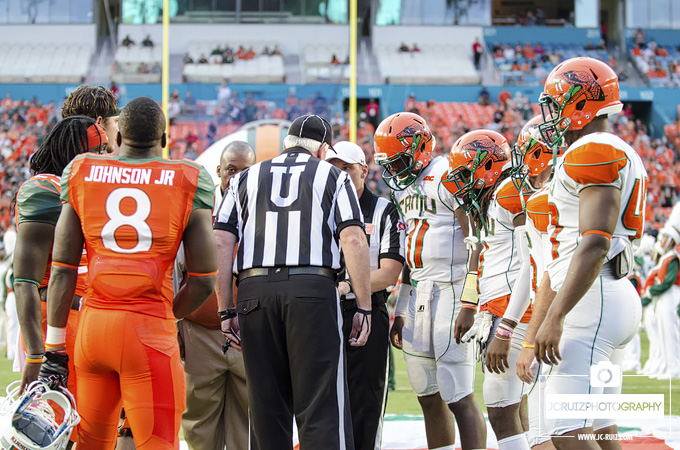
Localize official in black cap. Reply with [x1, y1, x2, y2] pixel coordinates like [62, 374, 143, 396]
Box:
[214, 114, 372, 450]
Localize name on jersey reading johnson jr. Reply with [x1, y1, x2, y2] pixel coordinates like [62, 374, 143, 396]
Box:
[83, 165, 176, 186]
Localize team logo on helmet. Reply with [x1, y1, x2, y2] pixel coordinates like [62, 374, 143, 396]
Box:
[555, 70, 605, 102]
[461, 137, 507, 167]
[396, 122, 432, 149]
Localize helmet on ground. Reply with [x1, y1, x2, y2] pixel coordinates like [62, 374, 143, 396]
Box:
[442, 129, 511, 208]
[538, 57, 622, 148]
[0, 381, 79, 450]
[373, 112, 435, 191]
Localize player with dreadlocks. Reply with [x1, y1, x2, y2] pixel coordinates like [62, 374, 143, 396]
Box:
[13, 115, 107, 399]
[443, 129, 535, 450]
[62, 84, 120, 155]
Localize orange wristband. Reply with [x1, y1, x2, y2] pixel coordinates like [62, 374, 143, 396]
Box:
[461, 303, 478, 310]
[52, 261, 78, 270]
[188, 270, 218, 277]
[25, 357, 43, 364]
[582, 230, 612, 240]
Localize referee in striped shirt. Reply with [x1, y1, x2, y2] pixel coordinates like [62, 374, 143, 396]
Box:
[214, 114, 372, 450]
[326, 141, 405, 450]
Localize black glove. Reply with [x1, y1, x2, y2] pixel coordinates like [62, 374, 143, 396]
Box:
[38, 352, 69, 389]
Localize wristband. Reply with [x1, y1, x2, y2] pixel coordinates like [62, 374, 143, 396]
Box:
[26, 357, 43, 364]
[345, 279, 353, 294]
[218, 308, 237, 321]
[52, 261, 78, 270]
[522, 341, 535, 349]
[356, 308, 372, 315]
[14, 278, 40, 287]
[461, 272, 479, 306]
[45, 326, 67, 348]
[188, 270, 218, 277]
[395, 283, 411, 317]
[496, 323, 514, 339]
[44, 345, 66, 352]
[461, 303, 477, 310]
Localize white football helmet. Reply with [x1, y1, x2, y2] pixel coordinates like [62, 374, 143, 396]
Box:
[0, 381, 79, 450]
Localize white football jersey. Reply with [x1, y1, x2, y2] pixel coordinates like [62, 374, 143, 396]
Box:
[547, 132, 648, 291]
[525, 186, 551, 304]
[392, 156, 467, 284]
[479, 177, 534, 305]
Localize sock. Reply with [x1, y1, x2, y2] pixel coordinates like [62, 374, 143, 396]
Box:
[498, 433, 531, 450]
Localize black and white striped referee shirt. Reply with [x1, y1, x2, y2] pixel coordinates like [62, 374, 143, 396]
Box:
[214, 146, 364, 272]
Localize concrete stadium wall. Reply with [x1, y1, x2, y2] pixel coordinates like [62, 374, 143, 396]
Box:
[624, 28, 680, 46]
[1, 83, 676, 123]
[116, 24, 350, 55]
[0, 24, 96, 45]
[372, 25, 483, 48]
[482, 26, 601, 45]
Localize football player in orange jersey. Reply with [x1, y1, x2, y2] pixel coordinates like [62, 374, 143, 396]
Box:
[534, 57, 647, 449]
[40, 97, 218, 450]
[14, 116, 107, 393]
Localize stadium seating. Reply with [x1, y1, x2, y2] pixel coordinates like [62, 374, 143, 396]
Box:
[181, 41, 284, 83]
[303, 43, 350, 82]
[375, 44, 480, 85]
[0, 43, 92, 83]
[112, 45, 163, 83]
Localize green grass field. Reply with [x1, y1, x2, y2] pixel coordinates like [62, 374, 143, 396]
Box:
[384, 331, 680, 416]
[0, 332, 676, 416]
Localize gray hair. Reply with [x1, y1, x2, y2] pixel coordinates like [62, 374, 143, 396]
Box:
[283, 135, 323, 154]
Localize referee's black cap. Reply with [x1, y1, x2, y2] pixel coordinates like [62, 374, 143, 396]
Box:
[288, 114, 335, 150]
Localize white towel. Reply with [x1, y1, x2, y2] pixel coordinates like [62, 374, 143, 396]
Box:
[413, 280, 434, 352]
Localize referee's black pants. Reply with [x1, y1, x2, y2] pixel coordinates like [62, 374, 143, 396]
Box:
[341, 296, 390, 450]
[236, 273, 354, 450]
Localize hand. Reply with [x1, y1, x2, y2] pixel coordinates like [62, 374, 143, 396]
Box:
[516, 347, 537, 383]
[337, 281, 351, 296]
[461, 311, 492, 343]
[454, 307, 476, 344]
[535, 315, 563, 365]
[20, 360, 42, 394]
[221, 316, 242, 352]
[349, 309, 371, 347]
[390, 316, 405, 349]
[486, 335, 511, 374]
[38, 352, 69, 390]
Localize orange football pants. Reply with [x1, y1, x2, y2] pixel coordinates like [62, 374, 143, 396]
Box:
[74, 307, 185, 450]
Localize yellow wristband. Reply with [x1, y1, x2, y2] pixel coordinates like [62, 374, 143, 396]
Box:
[522, 341, 535, 349]
[461, 272, 479, 305]
[26, 357, 43, 364]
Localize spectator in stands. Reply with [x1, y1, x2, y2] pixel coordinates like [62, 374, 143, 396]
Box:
[217, 80, 231, 106]
[404, 93, 418, 114]
[137, 62, 150, 74]
[236, 46, 246, 59]
[244, 47, 256, 60]
[523, 42, 535, 59]
[331, 54, 341, 65]
[142, 34, 154, 47]
[109, 82, 119, 101]
[526, 10, 536, 26]
[271, 45, 282, 56]
[585, 41, 595, 50]
[222, 50, 235, 64]
[632, 44, 642, 56]
[151, 62, 161, 74]
[198, 54, 209, 64]
[535, 8, 546, 25]
[183, 53, 194, 64]
[635, 28, 646, 48]
[534, 42, 545, 56]
[549, 51, 560, 64]
[243, 93, 258, 123]
[492, 42, 502, 55]
[365, 98, 380, 129]
[313, 92, 328, 117]
[182, 92, 196, 116]
[533, 61, 547, 82]
[227, 91, 244, 123]
[411, 43, 421, 52]
[121, 35, 135, 47]
[502, 44, 515, 60]
[262, 46, 271, 56]
[498, 87, 511, 106]
[399, 42, 410, 53]
[472, 38, 483, 70]
[168, 96, 180, 125]
[478, 86, 491, 106]
[211, 45, 223, 56]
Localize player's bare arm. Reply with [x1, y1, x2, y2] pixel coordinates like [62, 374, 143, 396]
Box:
[46, 204, 84, 330]
[214, 228, 240, 350]
[390, 265, 410, 349]
[455, 207, 479, 343]
[535, 185, 620, 365]
[14, 222, 56, 391]
[487, 213, 528, 373]
[339, 225, 372, 346]
[518, 272, 555, 383]
[173, 208, 218, 319]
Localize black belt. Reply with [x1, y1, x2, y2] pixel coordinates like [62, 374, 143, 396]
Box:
[237, 266, 337, 283]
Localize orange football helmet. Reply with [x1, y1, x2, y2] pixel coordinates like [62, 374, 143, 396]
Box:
[510, 115, 553, 190]
[374, 112, 435, 190]
[442, 129, 511, 211]
[538, 57, 622, 148]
